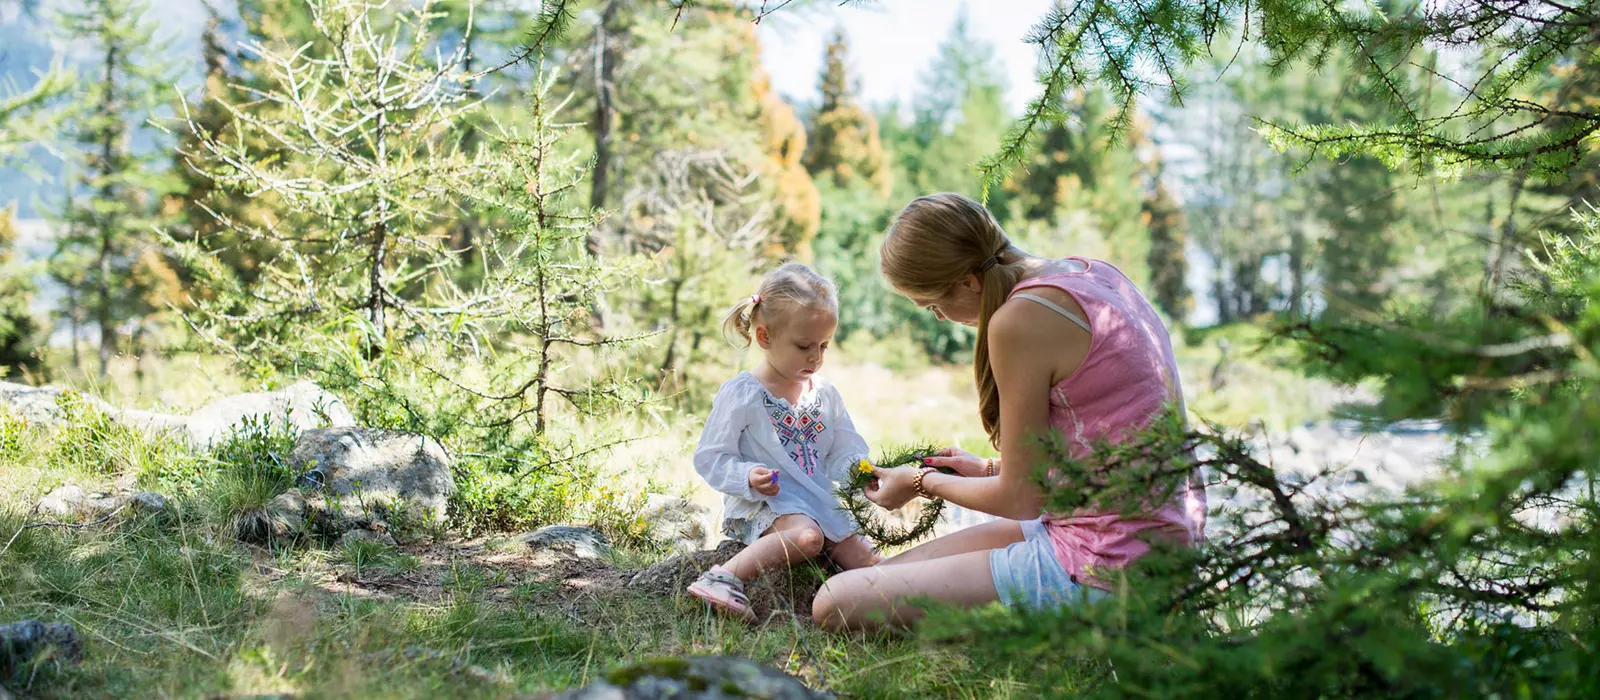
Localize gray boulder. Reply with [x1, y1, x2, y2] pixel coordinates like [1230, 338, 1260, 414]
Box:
[520, 525, 611, 561]
[539, 656, 831, 700]
[640, 494, 710, 553]
[0, 382, 112, 429]
[291, 427, 454, 524]
[183, 381, 355, 446]
[630, 540, 746, 593]
[35, 485, 92, 518]
[0, 619, 82, 676]
[34, 485, 163, 519]
[116, 381, 356, 448]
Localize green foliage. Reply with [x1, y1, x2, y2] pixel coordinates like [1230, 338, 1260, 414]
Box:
[49, 0, 184, 377]
[49, 390, 185, 477]
[888, 7, 1011, 208]
[0, 55, 73, 169]
[0, 205, 43, 378]
[803, 29, 891, 198]
[1143, 178, 1190, 321]
[984, 0, 1600, 188]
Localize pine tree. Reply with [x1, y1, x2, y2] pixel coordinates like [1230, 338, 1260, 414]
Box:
[0, 59, 73, 167]
[1142, 176, 1190, 322]
[802, 28, 890, 198]
[0, 205, 43, 379]
[50, 0, 182, 377]
[175, 0, 481, 364]
[899, 7, 1009, 205]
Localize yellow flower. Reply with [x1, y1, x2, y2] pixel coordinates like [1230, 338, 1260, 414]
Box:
[857, 459, 873, 474]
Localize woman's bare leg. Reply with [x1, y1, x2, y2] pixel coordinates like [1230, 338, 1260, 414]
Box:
[824, 535, 882, 570]
[721, 514, 825, 582]
[812, 550, 1000, 631]
[881, 518, 1024, 565]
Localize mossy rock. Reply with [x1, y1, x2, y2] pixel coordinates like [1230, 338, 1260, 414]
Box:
[538, 655, 831, 699]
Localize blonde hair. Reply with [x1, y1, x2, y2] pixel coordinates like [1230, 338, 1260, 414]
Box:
[880, 193, 1022, 448]
[722, 262, 840, 348]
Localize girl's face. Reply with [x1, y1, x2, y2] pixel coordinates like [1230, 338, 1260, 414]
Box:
[756, 306, 837, 382]
[919, 274, 983, 327]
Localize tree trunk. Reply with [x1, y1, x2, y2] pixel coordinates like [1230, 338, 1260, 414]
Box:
[68, 287, 81, 372]
[95, 42, 120, 378]
[367, 108, 390, 358]
[588, 0, 622, 243]
[1288, 223, 1306, 316]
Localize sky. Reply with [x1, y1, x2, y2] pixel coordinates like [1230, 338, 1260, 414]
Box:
[754, 0, 1057, 114]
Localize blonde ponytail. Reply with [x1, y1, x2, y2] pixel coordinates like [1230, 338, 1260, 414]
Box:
[721, 294, 763, 347]
[881, 193, 1021, 448]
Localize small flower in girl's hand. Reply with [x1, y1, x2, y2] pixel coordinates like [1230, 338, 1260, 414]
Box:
[857, 459, 873, 475]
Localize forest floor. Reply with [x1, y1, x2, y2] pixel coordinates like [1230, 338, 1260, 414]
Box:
[1, 324, 1338, 698]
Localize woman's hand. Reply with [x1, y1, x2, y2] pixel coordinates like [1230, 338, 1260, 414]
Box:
[748, 466, 780, 497]
[865, 465, 922, 510]
[921, 446, 988, 478]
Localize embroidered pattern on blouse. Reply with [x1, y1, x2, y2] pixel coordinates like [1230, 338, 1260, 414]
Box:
[763, 394, 827, 475]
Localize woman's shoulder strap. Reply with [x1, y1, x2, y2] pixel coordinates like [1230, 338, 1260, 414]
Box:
[1011, 292, 1091, 333]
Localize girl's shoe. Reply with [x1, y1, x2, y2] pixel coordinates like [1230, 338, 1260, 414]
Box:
[686, 566, 755, 621]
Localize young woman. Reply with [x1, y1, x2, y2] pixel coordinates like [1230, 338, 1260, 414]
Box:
[811, 193, 1206, 631]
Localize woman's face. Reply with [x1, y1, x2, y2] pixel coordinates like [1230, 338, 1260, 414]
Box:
[919, 275, 983, 327]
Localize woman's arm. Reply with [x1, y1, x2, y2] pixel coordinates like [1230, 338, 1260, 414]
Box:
[871, 299, 1088, 519]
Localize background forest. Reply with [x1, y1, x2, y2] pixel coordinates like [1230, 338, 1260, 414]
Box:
[1, 0, 1597, 697]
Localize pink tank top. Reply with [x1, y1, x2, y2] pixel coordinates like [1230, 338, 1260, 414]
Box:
[1009, 258, 1206, 589]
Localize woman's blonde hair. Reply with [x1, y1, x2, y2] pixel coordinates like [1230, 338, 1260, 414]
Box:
[722, 262, 840, 348]
[880, 193, 1022, 447]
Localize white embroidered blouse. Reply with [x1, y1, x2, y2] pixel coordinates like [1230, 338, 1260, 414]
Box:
[692, 371, 870, 542]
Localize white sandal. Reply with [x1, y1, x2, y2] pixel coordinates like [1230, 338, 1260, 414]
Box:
[686, 566, 755, 621]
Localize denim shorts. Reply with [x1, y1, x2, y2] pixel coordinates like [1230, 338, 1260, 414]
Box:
[990, 518, 1108, 610]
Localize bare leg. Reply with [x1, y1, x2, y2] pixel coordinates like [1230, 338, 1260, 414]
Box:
[812, 550, 1000, 631]
[824, 535, 882, 570]
[882, 518, 1024, 565]
[721, 514, 825, 582]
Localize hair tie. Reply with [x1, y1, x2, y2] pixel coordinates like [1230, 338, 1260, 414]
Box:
[749, 293, 761, 305]
[976, 243, 1010, 274]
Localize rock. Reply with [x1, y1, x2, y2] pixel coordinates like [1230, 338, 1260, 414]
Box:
[640, 494, 709, 553]
[115, 381, 356, 448]
[0, 382, 112, 429]
[539, 656, 831, 700]
[113, 408, 192, 442]
[340, 529, 398, 548]
[0, 619, 83, 676]
[35, 485, 168, 520]
[291, 427, 454, 524]
[183, 381, 356, 447]
[264, 489, 308, 539]
[35, 485, 89, 518]
[630, 540, 746, 594]
[129, 492, 168, 513]
[520, 525, 611, 561]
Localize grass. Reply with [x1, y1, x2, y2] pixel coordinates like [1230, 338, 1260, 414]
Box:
[1, 333, 1336, 698]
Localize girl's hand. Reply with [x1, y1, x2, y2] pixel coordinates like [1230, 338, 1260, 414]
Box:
[748, 466, 780, 497]
[865, 466, 922, 510]
[921, 446, 988, 478]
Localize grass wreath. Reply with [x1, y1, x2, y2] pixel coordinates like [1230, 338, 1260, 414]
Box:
[837, 443, 952, 549]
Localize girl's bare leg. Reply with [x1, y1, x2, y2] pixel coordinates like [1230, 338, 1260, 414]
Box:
[824, 534, 882, 570]
[720, 514, 825, 582]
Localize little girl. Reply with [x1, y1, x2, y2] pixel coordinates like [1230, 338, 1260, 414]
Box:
[687, 262, 882, 620]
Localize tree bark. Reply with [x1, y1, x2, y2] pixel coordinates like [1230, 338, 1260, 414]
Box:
[95, 42, 120, 377]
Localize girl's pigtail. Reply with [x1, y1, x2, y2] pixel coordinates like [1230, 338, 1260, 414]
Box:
[720, 293, 762, 348]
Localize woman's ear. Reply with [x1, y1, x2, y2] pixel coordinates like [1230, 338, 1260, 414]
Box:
[961, 273, 982, 295]
[754, 324, 771, 350]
